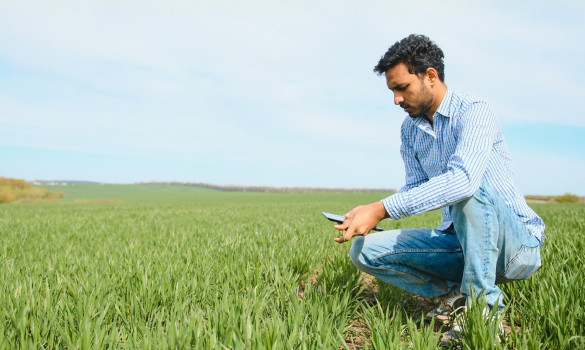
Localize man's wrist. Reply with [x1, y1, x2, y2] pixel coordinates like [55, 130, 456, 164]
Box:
[381, 192, 409, 220]
[371, 201, 389, 221]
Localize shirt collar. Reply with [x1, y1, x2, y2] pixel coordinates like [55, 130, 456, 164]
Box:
[411, 87, 453, 127]
[412, 114, 435, 137]
[435, 87, 453, 118]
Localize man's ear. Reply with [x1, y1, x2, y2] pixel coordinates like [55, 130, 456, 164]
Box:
[425, 68, 439, 86]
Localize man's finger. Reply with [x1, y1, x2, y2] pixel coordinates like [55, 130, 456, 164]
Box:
[344, 224, 356, 242]
[334, 222, 349, 230]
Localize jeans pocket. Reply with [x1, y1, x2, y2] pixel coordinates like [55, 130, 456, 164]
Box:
[496, 246, 541, 283]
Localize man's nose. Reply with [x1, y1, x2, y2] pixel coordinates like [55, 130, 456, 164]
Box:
[394, 94, 404, 105]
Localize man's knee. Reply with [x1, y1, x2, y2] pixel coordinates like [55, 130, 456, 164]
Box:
[449, 181, 495, 220]
[349, 236, 368, 272]
[450, 196, 472, 222]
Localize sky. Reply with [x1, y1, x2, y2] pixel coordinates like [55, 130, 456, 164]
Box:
[1, 0, 584, 195]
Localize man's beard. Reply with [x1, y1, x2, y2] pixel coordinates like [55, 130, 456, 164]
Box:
[403, 84, 434, 119]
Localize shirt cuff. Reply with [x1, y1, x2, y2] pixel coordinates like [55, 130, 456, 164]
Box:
[380, 192, 411, 220]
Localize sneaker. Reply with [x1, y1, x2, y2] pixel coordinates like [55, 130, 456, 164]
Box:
[440, 324, 464, 344]
[439, 307, 504, 347]
[425, 293, 466, 318]
[440, 321, 503, 346]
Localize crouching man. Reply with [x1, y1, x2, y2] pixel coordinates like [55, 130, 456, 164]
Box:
[333, 34, 544, 342]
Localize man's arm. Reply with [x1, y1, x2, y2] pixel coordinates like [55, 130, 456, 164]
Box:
[336, 102, 497, 243]
[334, 120, 428, 242]
[382, 101, 497, 220]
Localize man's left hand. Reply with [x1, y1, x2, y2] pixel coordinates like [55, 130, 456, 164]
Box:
[333, 202, 388, 243]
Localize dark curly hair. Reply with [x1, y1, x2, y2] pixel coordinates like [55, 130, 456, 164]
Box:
[374, 34, 445, 82]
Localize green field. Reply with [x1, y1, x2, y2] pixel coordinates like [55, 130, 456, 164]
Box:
[0, 185, 583, 349]
[36, 184, 392, 205]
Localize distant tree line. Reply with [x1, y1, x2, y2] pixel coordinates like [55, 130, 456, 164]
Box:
[140, 182, 585, 201]
[525, 193, 584, 203]
[138, 181, 397, 194]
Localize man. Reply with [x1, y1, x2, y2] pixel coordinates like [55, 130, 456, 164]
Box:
[333, 34, 544, 341]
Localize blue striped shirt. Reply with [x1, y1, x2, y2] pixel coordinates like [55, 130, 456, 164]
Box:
[381, 89, 545, 244]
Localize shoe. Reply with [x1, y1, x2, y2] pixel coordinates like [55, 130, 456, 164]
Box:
[440, 324, 464, 344]
[439, 306, 504, 347]
[426, 293, 466, 318]
[440, 321, 503, 346]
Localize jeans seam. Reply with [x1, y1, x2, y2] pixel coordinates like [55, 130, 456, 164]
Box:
[495, 245, 539, 279]
[483, 199, 490, 281]
[456, 248, 465, 265]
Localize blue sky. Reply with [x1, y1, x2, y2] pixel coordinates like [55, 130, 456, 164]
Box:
[1, 0, 584, 195]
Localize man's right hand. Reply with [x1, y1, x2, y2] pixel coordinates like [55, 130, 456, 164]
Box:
[334, 205, 363, 241]
[333, 203, 388, 243]
[343, 205, 363, 224]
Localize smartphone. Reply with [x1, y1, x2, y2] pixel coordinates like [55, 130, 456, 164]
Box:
[321, 212, 384, 232]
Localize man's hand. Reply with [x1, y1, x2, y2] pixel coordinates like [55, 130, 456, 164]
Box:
[333, 202, 388, 243]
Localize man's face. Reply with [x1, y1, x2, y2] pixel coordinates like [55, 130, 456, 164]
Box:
[385, 63, 433, 118]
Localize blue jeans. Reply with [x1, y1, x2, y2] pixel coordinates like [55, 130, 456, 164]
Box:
[350, 181, 542, 309]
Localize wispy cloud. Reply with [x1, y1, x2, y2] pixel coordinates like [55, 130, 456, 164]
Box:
[0, 0, 583, 192]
